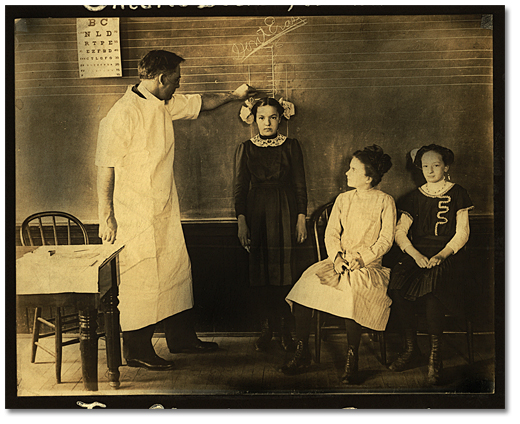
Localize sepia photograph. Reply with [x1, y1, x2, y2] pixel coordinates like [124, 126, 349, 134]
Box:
[5, 3, 505, 410]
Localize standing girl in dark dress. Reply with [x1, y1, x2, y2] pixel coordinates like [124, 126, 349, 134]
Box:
[234, 97, 308, 352]
[388, 144, 473, 385]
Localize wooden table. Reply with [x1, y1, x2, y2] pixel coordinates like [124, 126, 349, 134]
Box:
[16, 245, 124, 391]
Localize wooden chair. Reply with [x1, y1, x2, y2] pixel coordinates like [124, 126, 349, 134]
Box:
[20, 211, 95, 383]
[310, 200, 388, 364]
[414, 311, 474, 365]
[448, 314, 474, 364]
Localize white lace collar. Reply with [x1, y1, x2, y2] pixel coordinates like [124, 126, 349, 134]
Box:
[250, 133, 287, 147]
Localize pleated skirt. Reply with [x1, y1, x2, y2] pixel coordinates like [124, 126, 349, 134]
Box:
[388, 237, 469, 315]
[286, 259, 392, 331]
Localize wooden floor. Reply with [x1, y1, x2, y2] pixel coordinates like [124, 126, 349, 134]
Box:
[15, 331, 495, 397]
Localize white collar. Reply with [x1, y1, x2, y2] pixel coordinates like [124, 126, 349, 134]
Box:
[250, 133, 287, 147]
[420, 181, 454, 197]
[134, 82, 164, 103]
[355, 187, 378, 197]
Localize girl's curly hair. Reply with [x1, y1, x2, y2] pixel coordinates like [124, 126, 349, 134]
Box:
[353, 144, 393, 187]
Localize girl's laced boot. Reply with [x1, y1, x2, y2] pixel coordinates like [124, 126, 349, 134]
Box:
[341, 345, 359, 384]
[280, 340, 311, 375]
[255, 318, 273, 351]
[427, 334, 443, 385]
[389, 328, 421, 372]
[280, 317, 296, 352]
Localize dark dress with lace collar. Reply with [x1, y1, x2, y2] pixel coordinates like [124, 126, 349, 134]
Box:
[234, 134, 307, 287]
[388, 183, 473, 314]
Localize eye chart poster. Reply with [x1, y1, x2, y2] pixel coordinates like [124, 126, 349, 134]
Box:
[77, 17, 122, 78]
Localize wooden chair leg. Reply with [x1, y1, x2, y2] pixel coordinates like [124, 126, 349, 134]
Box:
[31, 307, 42, 363]
[379, 331, 387, 366]
[466, 319, 474, 364]
[315, 311, 322, 364]
[55, 307, 63, 384]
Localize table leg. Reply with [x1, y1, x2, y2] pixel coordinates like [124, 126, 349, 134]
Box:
[101, 286, 121, 388]
[78, 308, 98, 391]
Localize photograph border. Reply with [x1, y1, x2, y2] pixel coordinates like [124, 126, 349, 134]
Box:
[4, 3, 506, 410]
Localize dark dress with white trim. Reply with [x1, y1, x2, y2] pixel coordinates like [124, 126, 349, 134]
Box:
[234, 134, 307, 287]
[388, 183, 473, 315]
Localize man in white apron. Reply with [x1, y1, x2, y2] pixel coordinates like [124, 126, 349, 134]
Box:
[96, 50, 255, 370]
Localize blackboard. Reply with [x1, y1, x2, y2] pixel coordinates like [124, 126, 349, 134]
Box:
[14, 12, 494, 223]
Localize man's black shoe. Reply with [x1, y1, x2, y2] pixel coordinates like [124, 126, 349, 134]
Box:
[126, 356, 175, 370]
[170, 340, 218, 354]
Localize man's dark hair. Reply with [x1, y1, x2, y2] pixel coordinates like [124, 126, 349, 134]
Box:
[138, 50, 185, 80]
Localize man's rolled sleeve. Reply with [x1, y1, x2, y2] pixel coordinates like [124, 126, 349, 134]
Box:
[166, 94, 202, 120]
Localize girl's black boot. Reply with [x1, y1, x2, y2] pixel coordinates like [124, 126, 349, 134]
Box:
[389, 328, 421, 372]
[280, 316, 296, 352]
[255, 318, 272, 351]
[427, 334, 443, 385]
[341, 345, 359, 384]
[280, 340, 311, 375]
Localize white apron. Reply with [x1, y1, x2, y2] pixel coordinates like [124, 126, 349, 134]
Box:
[96, 84, 202, 331]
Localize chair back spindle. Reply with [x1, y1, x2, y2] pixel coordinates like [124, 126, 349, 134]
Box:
[311, 201, 335, 263]
[20, 211, 89, 247]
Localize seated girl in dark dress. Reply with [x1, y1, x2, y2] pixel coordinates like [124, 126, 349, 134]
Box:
[234, 97, 308, 352]
[388, 144, 473, 385]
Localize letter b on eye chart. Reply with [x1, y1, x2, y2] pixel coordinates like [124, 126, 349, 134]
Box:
[77, 18, 122, 78]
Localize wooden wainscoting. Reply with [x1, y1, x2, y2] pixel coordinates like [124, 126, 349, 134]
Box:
[14, 215, 496, 335]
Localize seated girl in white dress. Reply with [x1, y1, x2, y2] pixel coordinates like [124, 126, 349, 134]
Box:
[283, 145, 396, 384]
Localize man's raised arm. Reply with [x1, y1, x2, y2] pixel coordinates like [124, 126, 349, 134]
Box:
[200, 83, 256, 111]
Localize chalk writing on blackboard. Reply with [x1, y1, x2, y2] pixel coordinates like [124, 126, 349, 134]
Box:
[77, 18, 122, 79]
[232, 16, 307, 62]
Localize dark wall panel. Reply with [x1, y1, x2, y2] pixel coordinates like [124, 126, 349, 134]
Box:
[15, 218, 494, 334]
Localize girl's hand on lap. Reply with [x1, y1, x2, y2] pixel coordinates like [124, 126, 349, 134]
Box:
[427, 254, 444, 268]
[405, 246, 429, 269]
[333, 253, 349, 274]
[427, 247, 453, 268]
[413, 253, 429, 268]
[349, 257, 364, 271]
